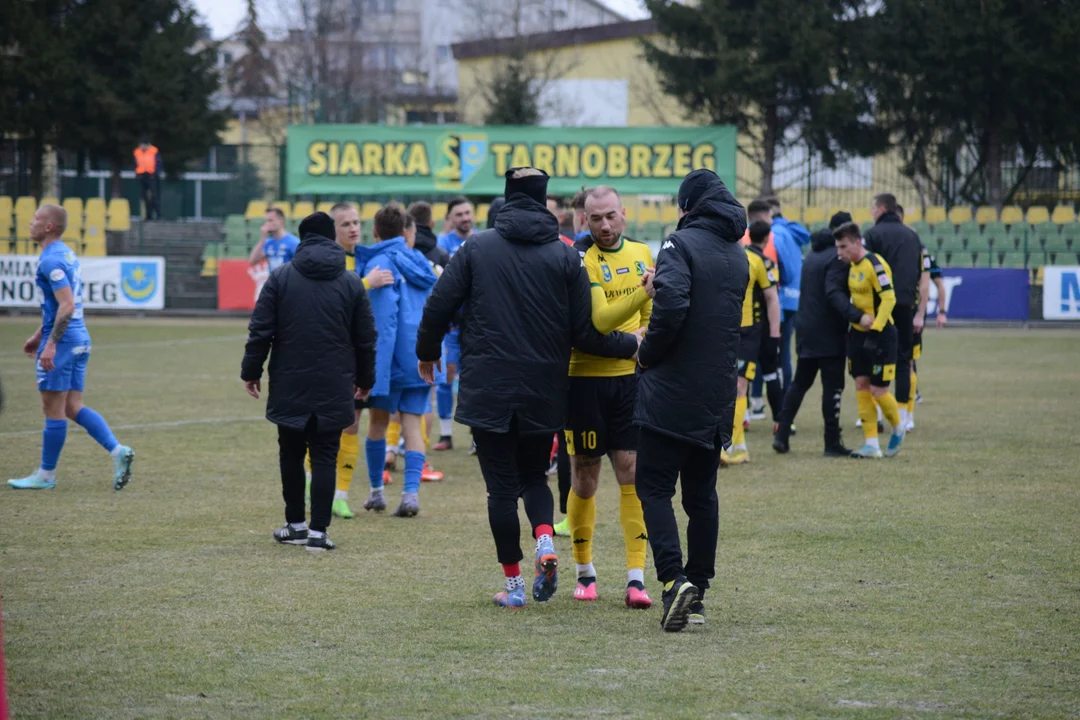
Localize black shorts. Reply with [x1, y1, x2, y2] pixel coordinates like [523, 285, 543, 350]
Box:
[355, 397, 372, 410]
[913, 329, 923, 360]
[737, 325, 761, 380]
[847, 325, 898, 387]
[565, 374, 638, 457]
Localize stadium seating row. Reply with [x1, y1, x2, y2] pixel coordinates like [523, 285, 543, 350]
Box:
[786, 204, 1076, 228]
[1, 196, 131, 257]
[245, 200, 494, 225]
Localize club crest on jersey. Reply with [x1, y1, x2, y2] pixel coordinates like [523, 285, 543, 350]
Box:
[601, 264, 612, 282]
[635, 261, 645, 276]
[121, 262, 158, 303]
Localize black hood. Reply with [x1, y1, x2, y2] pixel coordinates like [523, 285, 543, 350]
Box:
[811, 227, 836, 252]
[493, 194, 560, 245]
[487, 197, 506, 229]
[675, 170, 747, 242]
[291, 234, 346, 281]
[414, 223, 438, 254]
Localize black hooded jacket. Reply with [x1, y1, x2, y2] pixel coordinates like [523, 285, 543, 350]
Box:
[797, 229, 862, 359]
[241, 232, 377, 432]
[416, 193, 638, 434]
[633, 172, 748, 450]
[413, 224, 450, 271]
[864, 212, 922, 306]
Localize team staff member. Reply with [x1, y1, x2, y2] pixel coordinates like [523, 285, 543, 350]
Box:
[242, 211, 377, 552]
[634, 169, 747, 633]
[833, 222, 906, 459]
[863, 193, 922, 431]
[773, 212, 859, 456]
[134, 138, 160, 221]
[249, 207, 300, 271]
[565, 185, 654, 609]
[725, 219, 781, 466]
[417, 168, 639, 609]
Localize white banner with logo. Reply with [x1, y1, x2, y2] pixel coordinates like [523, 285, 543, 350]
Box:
[1043, 266, 1080, 320]
[0, 255, 166, 310]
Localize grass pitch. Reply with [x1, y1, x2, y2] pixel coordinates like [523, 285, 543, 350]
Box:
[0, 318, 1077, 719]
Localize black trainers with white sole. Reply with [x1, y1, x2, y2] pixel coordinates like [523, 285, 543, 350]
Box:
[273, 525, 309, 545]
[660, 577, 698, 633]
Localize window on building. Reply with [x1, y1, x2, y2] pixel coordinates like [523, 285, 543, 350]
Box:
[436, 45, 450, 62]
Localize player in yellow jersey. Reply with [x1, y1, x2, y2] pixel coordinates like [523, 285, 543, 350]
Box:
[833, 222, 906, 458]
[724, 218, 781, 466]
[565, 186, 654, 609]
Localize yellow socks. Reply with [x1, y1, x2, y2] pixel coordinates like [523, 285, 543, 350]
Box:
[857, 390, 878, 441]
[731, 395, 747, 448]
[567, 489, 595, 566]
[907, 371, 918, 415]
[420, 416, 429, 449]
[386, 421, 401, 450]
[619, 485, 647, 574]
[874, 392, 902, 430]
[336, 432, 360, 494]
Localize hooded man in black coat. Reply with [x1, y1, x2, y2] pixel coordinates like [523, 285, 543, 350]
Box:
[633, 168, 748, 632]
[773, 212, 860, 457]
[416, 167, 640, 609]
[406, 201, 451, 271]
[241, 211, 377, 552]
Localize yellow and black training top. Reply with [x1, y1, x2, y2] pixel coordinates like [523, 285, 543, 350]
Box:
[742, 245, 777, 329]
[848, 252, 896, 332]
[570, 236, 653, 378]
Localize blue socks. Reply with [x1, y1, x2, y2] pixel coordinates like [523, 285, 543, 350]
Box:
[75, 407, 119, 453]
[41, 418, 68, 471]
[436, 383, 454, 421]
[403, 450, 424, 494]
[365, 438, 386, 489]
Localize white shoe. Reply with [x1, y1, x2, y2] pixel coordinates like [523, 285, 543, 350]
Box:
[906, 420, 915, 432]
[855, 417, 863, 428]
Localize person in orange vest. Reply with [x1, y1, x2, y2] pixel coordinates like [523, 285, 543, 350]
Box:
[133, 138, 161, 221]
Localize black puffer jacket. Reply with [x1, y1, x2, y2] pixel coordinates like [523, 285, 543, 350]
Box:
[796, 229, 861, 358]
[634, 172, 748, 450]
[413, 224, 450, 271]
[241, 231, 377, 432]
[864, 212, 922, 306]
[416, 194, 638, 434]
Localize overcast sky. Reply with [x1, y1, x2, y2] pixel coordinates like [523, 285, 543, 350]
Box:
[191, 0, 647, 39]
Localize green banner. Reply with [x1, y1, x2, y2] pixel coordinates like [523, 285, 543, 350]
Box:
[287, 124, 737, 196]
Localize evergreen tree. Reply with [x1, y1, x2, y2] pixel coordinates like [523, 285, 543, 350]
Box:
[484, 55, 541, 126]
[228, 0, 278, 100]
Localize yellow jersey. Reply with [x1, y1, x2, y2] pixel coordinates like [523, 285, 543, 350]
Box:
[742, 245, 777, 328]
[848, 252, 896, 332]
[569, 237, 654, 378]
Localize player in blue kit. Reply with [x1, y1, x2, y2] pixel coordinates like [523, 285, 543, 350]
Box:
[8, 204, 135, 491]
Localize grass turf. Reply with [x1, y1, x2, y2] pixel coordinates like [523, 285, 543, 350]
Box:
[0, 318, 1077, 718]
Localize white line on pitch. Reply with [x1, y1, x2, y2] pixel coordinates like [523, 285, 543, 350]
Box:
[0, 335, 243, 357]
[0, 415, 265, 438]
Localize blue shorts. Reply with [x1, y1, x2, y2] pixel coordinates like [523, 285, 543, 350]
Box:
[36, 343, 91, 392]
[370, 386, 432, 416]
[444, 329, 461, 366]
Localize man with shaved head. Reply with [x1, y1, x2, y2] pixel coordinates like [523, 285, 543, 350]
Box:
[9, 204, 135, 491]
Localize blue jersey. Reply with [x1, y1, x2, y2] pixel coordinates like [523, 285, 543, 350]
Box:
[437, 231, 471, 257]
[264, 233, 299, 270]
[36, 242, 90, 344]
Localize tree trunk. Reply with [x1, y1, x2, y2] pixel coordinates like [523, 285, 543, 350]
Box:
[986, 120, 1003, 209]
[111, 159, 123, 198]
[29, 134, 44, 199]
[760, 103, 778, 197]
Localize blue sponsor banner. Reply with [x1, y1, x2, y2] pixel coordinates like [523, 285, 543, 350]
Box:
[926, 268, 1029, 321]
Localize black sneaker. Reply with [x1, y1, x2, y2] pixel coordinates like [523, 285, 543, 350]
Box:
[660, 578, 698, 633]
[688, 600, 705, 626]
[273, 524, 308, 545]
[824, 442, 855, 458]
[772, 424, 791, 454]
[305, 533, 336, 553]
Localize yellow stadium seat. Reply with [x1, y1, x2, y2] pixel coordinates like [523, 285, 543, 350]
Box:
[1000, 205, 1024, 226]
[15, 239, 34, 255]
[1025, 206, 1050, 224]
[1050, 205, 1076, 224]
[14, 196, 37, 239]
[360, 202, 381, 221]
[784, 207, 802, 224]
[948, 206, 973, 224]
[15, 196, 37, 216]
[925, 206, 947, 225]
[291, 201, 314, 220]
[245, 200, 268, 219]
[0, 196, 12, 237]
[431, 202, 448, 220]
[624, 205, 638, 222]
[803, 207, 826, 227]
[62, 197, 84, 222]
[268, 201, 291, 219]
[316, 202, 335, 215]
[904, 206, 923, 223]
[660, 205, 679, 224]
[40, 196, 59, 208]
[201, 256, 218, 277]
[83, 234, 107, 257]
[475, 203, 490, 223]
[84, 199, 107, 242]
[852, 208, 874, 226]
[107, 198, 131, 231]
[975, 206, 998, 224]
[637, 206, 660, 223]
[62, 208, 83, 243]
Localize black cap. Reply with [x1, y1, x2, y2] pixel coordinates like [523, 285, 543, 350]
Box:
[504, 168, 548, 205]
[299, 211, 335, 241]
[829, 211, 852, 229]
[678, 168, 719, 211]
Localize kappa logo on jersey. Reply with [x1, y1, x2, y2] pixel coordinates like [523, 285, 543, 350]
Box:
[662, 240, 674, 250]
[616, 267, 630, 275]
[601, 264, 612, 282]
[635, 261, 645, 276]
[120, 262, 158, 303]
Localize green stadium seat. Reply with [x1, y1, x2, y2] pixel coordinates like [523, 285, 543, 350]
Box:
[1032, 222, 1061, 249]
[944, 251, 976, 268]
[1060, 223, 1080, 248]
[1050, 250, 1080, 265]
[982, 222, 1008, 250]
[641, 222, 666, 243]
[996, 251, 1028, 268]
[956, 222, 983, 250]
[909, 220, 931, 239]
[938, 227, 966, 253]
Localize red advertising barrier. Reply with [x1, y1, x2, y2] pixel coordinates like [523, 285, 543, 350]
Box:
[217, 259, 267, 311]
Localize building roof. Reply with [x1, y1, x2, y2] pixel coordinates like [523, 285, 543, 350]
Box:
[451, 18, 656, 61]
